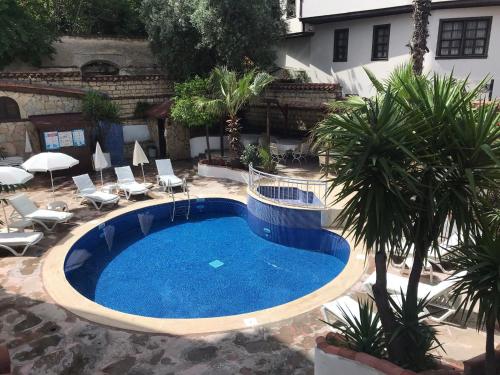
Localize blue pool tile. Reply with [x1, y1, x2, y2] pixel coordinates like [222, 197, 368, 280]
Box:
[209, 260, 224, 269]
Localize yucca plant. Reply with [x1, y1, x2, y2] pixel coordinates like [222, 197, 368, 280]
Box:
[312, 65, 500, 362]
[322, 299, 386, 358]
[196, 66, 274, 158]
[389, 293, 443, 371]
[447, 217, 500, 375]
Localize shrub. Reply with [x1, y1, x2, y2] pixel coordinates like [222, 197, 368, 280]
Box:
[322, 299, 386, 358]
[82, 91, 120, 124]
[389, 293, 443, 371]
[240, 145, 261, 167]
[133, 101, 153, 118]
[258, 147, 276, 174]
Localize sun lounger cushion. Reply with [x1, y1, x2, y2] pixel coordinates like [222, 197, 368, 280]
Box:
[0, 232, 43, 246]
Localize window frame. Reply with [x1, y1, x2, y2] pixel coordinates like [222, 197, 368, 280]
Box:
[333, 28, 349, 62]
[286, 0, 297, 19]
[436, 17, 492, 59]
[371, 24, 391, 61]
[0, 97, 21, 122]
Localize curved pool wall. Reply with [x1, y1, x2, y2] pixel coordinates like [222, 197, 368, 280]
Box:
[64, 198, 351, 319]
[247, 195, 350, 263]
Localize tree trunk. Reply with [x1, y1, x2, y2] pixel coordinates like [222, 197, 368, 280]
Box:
[372, 250, 406, 362]
[411, 0, 432, 75]
[406, 239, 425, 312]
[205, 123, 212, 163]
[485, 314, 497, 375]
[226, 116, 242, 158]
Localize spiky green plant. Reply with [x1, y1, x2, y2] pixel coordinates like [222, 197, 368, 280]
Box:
[447, 220, 500, 375]
[322, 299, 386, 358]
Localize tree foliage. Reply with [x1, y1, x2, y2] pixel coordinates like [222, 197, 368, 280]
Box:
[48, 0, 145, 36]
[312, 64, 500, 366]
[141, 0, 286, 81]
[0, 0, 57, 68]
[171, 76, 218, 128]
[196, 67, 274, 157]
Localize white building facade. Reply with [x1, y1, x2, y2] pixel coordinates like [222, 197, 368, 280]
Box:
[278, 0, 500, 98]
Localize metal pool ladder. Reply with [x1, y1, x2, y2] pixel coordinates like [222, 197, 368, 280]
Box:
[169, 179, 191, 222]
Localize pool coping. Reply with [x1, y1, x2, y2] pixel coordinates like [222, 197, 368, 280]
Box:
[42, 193, 366, 335]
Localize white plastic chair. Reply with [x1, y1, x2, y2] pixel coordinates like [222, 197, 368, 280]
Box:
[8, 194, 73, 232]
[0, 232, 44, 256]
[114, 166, 150, 200]
[155, 159, 185, 192]
[73, 174, 119, 210]
[270, 143, 286, 164]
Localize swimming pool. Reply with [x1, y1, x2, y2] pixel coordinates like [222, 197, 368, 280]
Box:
[63, 198, 350, 320]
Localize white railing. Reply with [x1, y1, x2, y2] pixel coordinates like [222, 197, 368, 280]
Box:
[248, 164, 329, 208]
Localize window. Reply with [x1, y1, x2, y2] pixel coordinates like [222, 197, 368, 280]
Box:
[286, 0, 296, 18]
[81, 60, 119, 77]
[0, 97, 20, 121]
[333, 29, 349, 62]
[372, 24, 391, 61]
[437, 17, 491, 58]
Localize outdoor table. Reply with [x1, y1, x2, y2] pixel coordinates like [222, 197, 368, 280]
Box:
[277, 139, 302, 152]
[47, 201, 69, 212]
[241, 134, 260, 148]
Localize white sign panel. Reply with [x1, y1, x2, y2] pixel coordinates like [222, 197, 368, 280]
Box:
[44, 131, 60, 150]
[72, 129, 86, 147]
[58, 131, 74, 147]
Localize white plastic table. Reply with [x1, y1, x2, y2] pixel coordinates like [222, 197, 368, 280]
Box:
[277, 139, 302, 152]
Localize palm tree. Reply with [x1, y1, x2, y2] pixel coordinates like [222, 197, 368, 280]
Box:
[447, 217, 500, 375]
[312, 65, 500, 363]
[197, 66, 274, 159]
[410, 0, 432, 75]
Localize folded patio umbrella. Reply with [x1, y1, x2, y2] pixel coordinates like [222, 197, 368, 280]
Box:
[94, 142, 108, 187]
[25, 130, 33, 154]
[0, 166, 34, 231]
[132, 141, 149, 183]
[22, 152, 79, 200]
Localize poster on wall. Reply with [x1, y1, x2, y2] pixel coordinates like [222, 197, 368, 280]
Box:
[44, 131, 60, 150]
[72, 129, 86, 147]
[58, 131, 74, 147]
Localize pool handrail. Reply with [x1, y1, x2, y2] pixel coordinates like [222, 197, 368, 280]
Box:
[248, 164, 328, 209]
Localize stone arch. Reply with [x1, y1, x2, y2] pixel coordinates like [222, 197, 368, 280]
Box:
[81, 60, 120, 77]
[0, 96, 21, 121]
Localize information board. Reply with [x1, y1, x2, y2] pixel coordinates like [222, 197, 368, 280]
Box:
[58, 131, 74, 147]
[72, 129, 86, 147]
[44, 131, 60, 150]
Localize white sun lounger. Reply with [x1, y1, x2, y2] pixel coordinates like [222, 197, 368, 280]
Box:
[364, 270, 466, 322]
[114, 166, 150, 200]
[73, 174, 119, 210]
[155, 159, 185, 192]
[7, 194, 73, 232]
[322, 295, 427, 327]
[321, 295, 367, 326]
[0, 232, 44, 256]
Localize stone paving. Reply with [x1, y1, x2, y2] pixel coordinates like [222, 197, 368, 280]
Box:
[0, 161, 495, 374]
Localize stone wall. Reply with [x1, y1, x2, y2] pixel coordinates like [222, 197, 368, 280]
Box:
[4, 36, 158, 75]
[0, 72, 173, 119]
[0, 121, 41, 157]
[244, 83, 342, 133]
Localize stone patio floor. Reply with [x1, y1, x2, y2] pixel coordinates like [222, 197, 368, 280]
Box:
[0, 161, 496, 374]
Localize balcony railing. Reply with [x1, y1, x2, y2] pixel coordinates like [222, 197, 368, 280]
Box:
[248, 164, 328, 209]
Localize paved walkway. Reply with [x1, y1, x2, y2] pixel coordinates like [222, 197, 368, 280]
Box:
[0, 161, 494, 374]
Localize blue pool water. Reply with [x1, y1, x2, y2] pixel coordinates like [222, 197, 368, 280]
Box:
[65, 199, 349, 319]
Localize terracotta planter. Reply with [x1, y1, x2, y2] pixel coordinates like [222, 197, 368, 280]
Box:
[315, 334, 416, 375]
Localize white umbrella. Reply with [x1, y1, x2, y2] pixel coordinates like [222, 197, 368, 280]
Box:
[22, 152, 79, 199]
[0, 167, 34, 231]
[132, 141, 149, 183]
[94, 142, 108, 187]
[25, 130, 33, 154]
